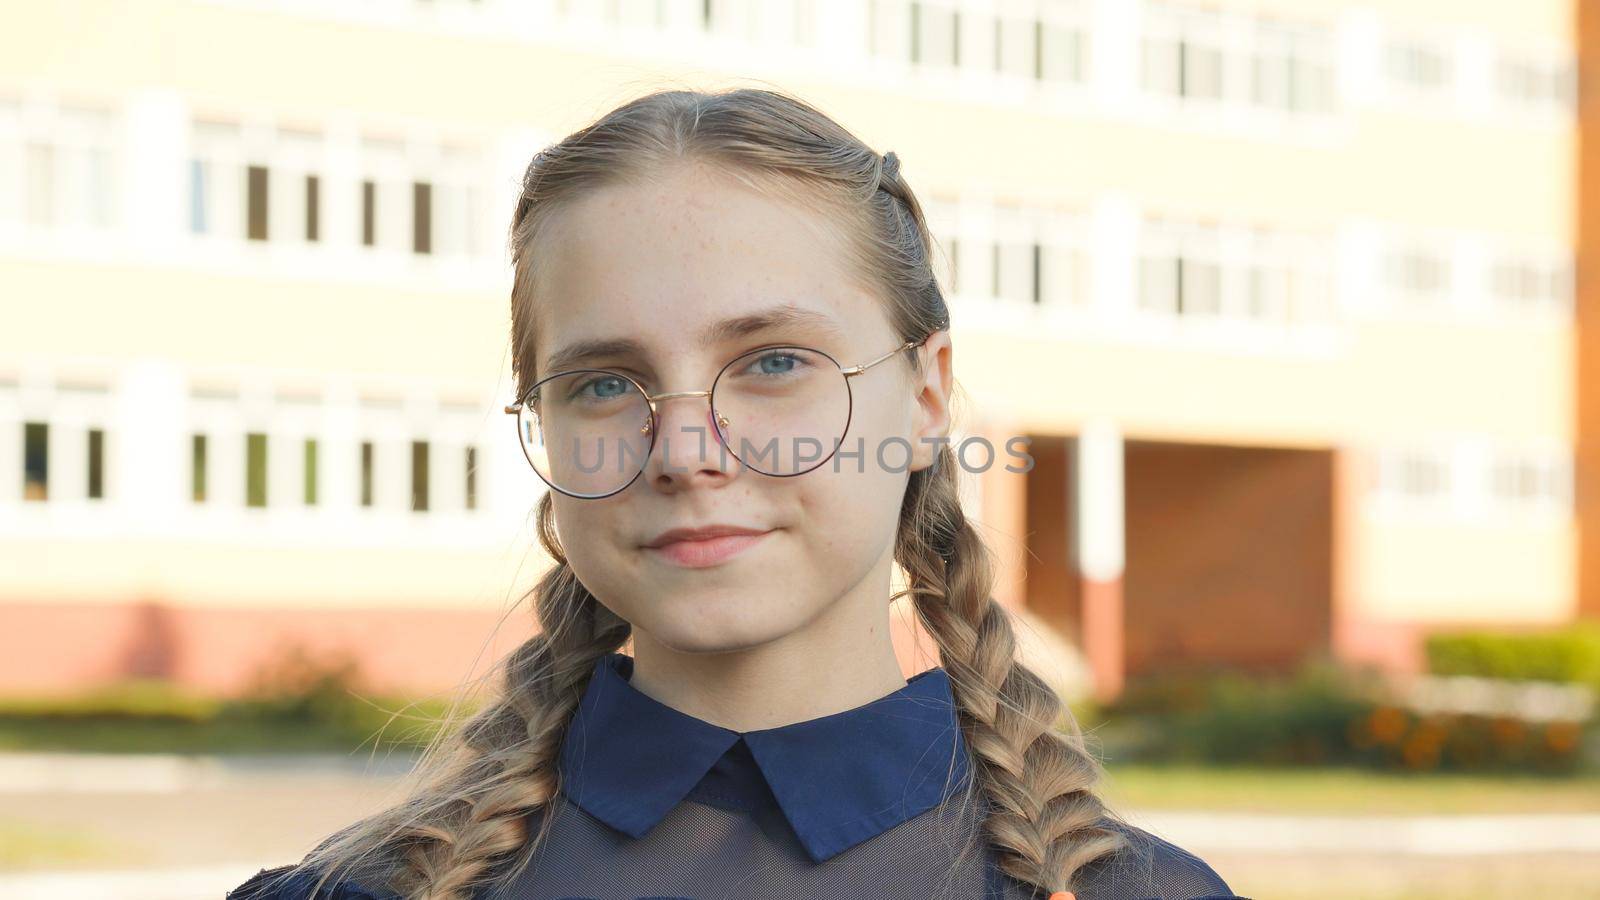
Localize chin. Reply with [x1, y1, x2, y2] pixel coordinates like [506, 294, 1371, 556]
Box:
[642, 603, 804, 656]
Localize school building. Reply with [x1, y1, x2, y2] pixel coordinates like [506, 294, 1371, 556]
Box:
[1, 0, 1588, 703]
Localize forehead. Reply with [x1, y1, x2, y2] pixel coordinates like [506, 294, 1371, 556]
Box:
[532, 163, 887, 367]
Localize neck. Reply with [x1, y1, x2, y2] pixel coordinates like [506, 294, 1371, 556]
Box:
[625, 560, 909, 733]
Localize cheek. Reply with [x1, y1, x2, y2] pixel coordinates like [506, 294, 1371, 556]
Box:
[551, 500, 634, 596]
[795, 437, 910, 557]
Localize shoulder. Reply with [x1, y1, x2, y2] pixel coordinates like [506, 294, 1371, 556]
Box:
[227, 864, 398, 900]
[1071, 818, 1243, 900]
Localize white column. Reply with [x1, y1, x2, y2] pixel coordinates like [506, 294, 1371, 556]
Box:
[1091, 0, 1140, 114]
[211, 429, 245, 508]
[268, 423, 300, 509]
[0, 380, 20, 505]
[48, 420, 87, 503]
[1090, 192, 1138, 323]
[116, 359, 185, 521]
[434, 438, 466, 514]
[1074, 418, 1124, 584]
[1337, 218, 1382, 320]
[323, 381, 360, 512]
[324, 117, 362, 255]
[1337, 9, 1382, 111]
[122, 90, 187, 258]
[1455, 29, 1494, 121]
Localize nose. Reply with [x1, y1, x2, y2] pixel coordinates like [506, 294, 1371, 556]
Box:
[646, 393, 739, 487]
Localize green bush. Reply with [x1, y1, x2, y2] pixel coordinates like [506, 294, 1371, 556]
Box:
[0, 680, 220, 722]
[1096, 656, 1596, 774]
[0, 642, 468, 753]
[1424, 623, 1600, 688]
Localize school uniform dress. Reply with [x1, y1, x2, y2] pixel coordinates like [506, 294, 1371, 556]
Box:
[230, 652, 1243, 900]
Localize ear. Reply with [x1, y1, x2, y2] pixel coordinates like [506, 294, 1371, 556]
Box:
[908, 329, 953, 474]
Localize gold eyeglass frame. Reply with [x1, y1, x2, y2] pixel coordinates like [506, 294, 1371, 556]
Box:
[503, 336, 926, 499]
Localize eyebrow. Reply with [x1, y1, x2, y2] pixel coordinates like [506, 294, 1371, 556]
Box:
[541, 303, 848, 374]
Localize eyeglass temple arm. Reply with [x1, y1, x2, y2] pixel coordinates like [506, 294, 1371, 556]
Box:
[841, 339, 922, 377]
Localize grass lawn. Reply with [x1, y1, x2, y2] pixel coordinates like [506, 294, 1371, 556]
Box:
[0, 819, 128, 869]
[1100, 762, 1600, 815]
[0, 717, 438, 755]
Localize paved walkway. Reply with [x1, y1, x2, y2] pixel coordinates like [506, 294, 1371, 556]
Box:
[1127, 809, 1600, 856]
[2, 753, 1599, 898]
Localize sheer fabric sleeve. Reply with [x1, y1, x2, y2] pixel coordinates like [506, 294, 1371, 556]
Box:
[226, 863, 397, 900]
[1068, 819, 1244, 900]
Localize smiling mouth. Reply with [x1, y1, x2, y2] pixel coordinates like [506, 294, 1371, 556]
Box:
[644, 530, 774, 568]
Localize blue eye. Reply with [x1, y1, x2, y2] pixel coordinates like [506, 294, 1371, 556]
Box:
[747, 351, 806, 376]
[572, 375, 634, 402]
[761, 354, 795, 374]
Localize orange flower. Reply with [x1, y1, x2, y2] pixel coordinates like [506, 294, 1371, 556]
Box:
[1402, 729, 1442, 769]
[1543, 721, 1581, 754]
[1368, 706, 1408, 744]
[1490, 717, 1526, 746]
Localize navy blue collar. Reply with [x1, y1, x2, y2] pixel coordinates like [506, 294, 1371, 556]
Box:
[557, 652, 973, 864]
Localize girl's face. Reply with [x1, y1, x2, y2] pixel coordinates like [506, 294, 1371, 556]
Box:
[531, 161, 952, 656]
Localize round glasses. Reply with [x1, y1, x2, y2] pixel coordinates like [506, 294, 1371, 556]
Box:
[503, 338, 923, 499]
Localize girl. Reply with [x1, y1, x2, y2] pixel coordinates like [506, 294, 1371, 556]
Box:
[229, 87, 1241, 900]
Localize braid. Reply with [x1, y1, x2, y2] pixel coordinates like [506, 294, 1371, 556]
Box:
[900, 445, 1128, 897]
[383, 494, 630, 899]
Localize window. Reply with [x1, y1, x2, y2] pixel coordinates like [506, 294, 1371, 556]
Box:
[429, 145, 486, 259]
[1139, 255, 1179, 314]
[1142, 4, 1224, 102]
[1143, 3, 1335, 115]
[1491, 257, 1572, 315]
[24, 142, 53, 226]
[8, 105, 116, 230]
[189, 120, 243, 239]
[1490, 453, 1571, 510]
[273, 128, 322, 245]
[23, 422, 47, 501]
[1373, 449, 1451, 499]
[411, 440, 430, 512]
[191, 434, 208, 502]
[412, 182, 432, 254]
[246, 432, 268, 507]
[1139, 219, 1332, 325]
[1385, 38, 1451, 94]
[188, 159, 207, 234]
[1398, 454, 1447, 496]
[87, 428, 104, 500]
[360, 441, 374, 507]
[1496, 54, 1575, 112]
[361, 180, 376, 246]
[910, 1, 958, 68]
[1036, 1, 1087, 83]
[1037, 242, 1086, 307]
[1139, 220, 1225, 316]
[305, 174, 320, 241]
[1252, 21, 1335, 113]
[1179, 256, 1222, 316]
[246, 165, 269, 241]
[1385, 244, 1451, 308]
[465, 445, 478, 511]
[303, 438, 318, 505]
[994, 238, 1033, 304]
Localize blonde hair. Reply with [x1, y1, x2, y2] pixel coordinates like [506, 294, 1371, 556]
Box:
[281, 85, 1133, 899]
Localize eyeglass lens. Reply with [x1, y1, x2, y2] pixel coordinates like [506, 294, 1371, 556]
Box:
[516, 346, 851, 497]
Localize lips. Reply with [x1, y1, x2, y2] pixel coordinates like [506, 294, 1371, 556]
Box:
[643, 524, 770, 548]
[643, 525, 774, 568]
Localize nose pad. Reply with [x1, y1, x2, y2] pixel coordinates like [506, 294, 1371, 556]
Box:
[640, 406, 729, 439]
